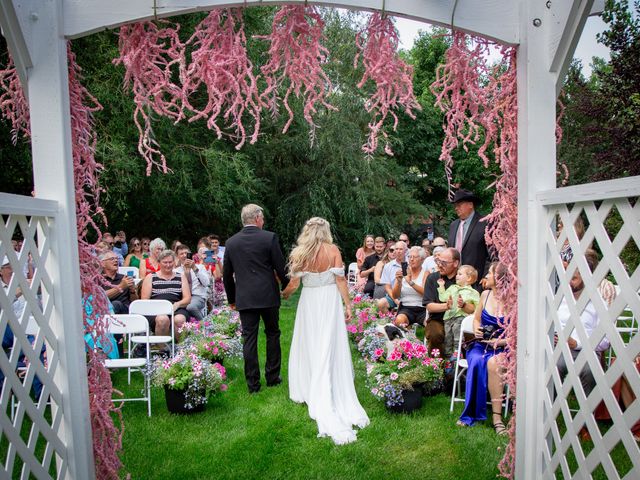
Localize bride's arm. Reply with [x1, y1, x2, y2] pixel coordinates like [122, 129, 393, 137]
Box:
[332, 247, 353, 322]
[282, 276, 300, 299]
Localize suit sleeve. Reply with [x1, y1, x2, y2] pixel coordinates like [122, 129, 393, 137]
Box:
[222, 248, 236, 304]
[448, 220, 457, 248]
[271, 234, 289, 290]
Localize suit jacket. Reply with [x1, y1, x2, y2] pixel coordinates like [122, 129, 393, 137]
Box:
[223, 226, 289, 310]
[448, 212, 491, 282]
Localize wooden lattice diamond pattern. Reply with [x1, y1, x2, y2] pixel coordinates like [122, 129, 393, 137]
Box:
[0, 213, 67, 479]
[542, 196, 640, 479]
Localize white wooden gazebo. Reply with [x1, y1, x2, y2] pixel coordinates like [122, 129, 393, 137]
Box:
[0, 1, 638, 478]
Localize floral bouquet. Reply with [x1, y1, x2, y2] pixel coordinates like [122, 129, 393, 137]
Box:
[151, 348, 228, 410]
[186, 334, 242, 364]
[365, 340, 445, 406]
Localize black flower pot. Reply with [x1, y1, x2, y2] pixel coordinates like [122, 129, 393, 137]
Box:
[418, 380, 444, 397]
[386, 388, 423, 414]
[164, 386, 205, 414]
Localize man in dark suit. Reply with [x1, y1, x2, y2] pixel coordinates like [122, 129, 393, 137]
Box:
[447, 189, 491, 288]
[223, 204, 289, 393]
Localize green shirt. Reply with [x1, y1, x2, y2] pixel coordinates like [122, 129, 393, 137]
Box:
[437, 284, 480, 320]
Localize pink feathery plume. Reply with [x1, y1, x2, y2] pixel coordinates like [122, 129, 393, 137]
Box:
[113, 21, 185, 175]
[354, 13, 421, 156]
[69, 44, 124, 480]
[182, 9, 262, 149]
[0, 53, 30, 142]
[431, 32, 493, 198]
[256, 5, 336, 140]
[432, 34, 519, 478]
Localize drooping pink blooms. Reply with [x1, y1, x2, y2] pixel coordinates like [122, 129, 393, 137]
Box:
[182, 9, 262, 149]
[256, 5, 336, 140]
[354, 13, 421, 156]
[113, 21, 185, 175]
[0, 53, 30, 142]
[432, 33, 519, 478]
[68, 44, 124, 480]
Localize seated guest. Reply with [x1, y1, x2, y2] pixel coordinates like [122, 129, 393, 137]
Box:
[99, 251, 137, 314]
[141, 237, 151, 256]
[124, 237, 147, 269]
[423, 245, 445, 274]
[392, 246, 428, 329]
[556, 253, 609, 397]
[355, 235, 375, 291]
[208, 234, 225, 264]
[140, 249, 191, 339]
[171, 239, 183, 253]
[359, 237, 385, 297]
[377, 241, 407, 314]
[372, 247, 394, 300]
[175, 245, 210, 321]
[103, 232, 125, 266]
[398, 233, 410, 247]
[139, 237, 165, 277]
[458, 262, 509, 433]
[438, 265, 480, 357]
[423, 248, 475, 356]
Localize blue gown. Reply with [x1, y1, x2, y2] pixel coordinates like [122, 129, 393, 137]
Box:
[458, 307, 504, 426]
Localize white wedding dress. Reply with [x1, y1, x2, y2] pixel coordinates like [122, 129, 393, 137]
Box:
[288, 267, 370, 445]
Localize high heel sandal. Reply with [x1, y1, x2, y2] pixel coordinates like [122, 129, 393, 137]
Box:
[492, 411, 508, 436]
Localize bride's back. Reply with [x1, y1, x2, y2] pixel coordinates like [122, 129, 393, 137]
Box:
[302, 243, 337, 273]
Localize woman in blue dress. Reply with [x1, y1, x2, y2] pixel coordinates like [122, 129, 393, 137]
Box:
[457, 262, 508, 434]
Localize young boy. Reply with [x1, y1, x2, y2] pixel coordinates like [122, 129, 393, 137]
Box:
[437, 265, 480, 357]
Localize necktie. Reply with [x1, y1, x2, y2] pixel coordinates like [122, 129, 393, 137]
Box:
[455, 220, 465, 252]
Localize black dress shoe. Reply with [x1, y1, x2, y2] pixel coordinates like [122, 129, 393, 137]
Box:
[266, 378, 282, 387]
[248, 386, 261, 394]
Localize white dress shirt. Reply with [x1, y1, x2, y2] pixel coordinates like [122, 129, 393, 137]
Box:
[557, 298, 609, 352]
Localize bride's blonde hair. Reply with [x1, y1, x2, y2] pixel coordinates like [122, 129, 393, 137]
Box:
[288, 217, 333, 275]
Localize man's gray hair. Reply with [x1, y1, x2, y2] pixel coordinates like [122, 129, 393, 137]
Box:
[241, 204, 264, 226]
[409, 246, 426, 259]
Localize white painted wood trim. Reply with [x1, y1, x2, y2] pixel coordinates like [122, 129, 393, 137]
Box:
[0, 193, 59, 217]
[537, 176, 640, 205]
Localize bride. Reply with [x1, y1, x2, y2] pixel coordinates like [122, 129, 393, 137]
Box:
[282, 217, 369, 445]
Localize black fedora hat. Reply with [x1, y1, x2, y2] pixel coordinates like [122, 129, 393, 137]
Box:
[451, 189, 480, 204]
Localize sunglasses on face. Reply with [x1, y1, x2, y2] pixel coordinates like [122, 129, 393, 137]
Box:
[389, 248, 395, 252]
[133, 243, 140, 246]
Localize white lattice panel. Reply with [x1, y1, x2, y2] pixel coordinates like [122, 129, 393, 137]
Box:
[540, 181, 640, 479]
[0, 202, 68, 479]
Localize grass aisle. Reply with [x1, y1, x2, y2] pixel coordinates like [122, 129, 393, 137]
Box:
[116, 295, 506, 479]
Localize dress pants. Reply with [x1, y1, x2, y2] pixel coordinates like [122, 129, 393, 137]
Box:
[239, 307, 281, 391]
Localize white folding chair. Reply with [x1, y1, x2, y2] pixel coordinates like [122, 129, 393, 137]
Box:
[450, 315, 475, 413]
[347, 262, 358, 287]
[118, 266, 139, 279]
[104, 314, 152, 416]
[129, 299, 175, 356]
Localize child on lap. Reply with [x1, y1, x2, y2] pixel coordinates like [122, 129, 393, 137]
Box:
[438, 265, 480, 357]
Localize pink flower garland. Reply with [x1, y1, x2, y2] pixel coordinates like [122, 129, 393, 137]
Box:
[432, 34, 518, 478]
[257, 5, 336, 139]
[354, 13, 421, 156]
[69, 44, 124, 480]
[182, 9, 262, 149]
[113, 21, 185, 175]
[0, 54, 30, 142]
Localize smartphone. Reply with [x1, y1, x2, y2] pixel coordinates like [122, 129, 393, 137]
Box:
[126, 270, 134, 278]
[203, 250, 215, 264]
[114, 240, 123, 248]
[401, 262, 408, 276]
[186, 252, 193, 260]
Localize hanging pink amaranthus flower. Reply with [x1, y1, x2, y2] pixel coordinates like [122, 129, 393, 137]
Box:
[354, 13, 421, 156]
[432, 34, 519, 478]
[68, 44, 124, 480]
[113, 21, 185, 175]
[0, 54, 30, 142]
[182, 9, 262, 149]
[257, 5, 336, 138]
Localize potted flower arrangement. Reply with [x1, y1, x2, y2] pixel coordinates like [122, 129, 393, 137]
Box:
[205, 307, 242, 338]
[366, 340, 445, 413]
[151, 348, 228, 414]
[346, 294, 393, 343]
[187, 334, 242, 366]
[357, 326, 387, 362]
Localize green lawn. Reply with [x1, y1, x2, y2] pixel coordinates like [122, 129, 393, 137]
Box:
[115, 295, 507, 479]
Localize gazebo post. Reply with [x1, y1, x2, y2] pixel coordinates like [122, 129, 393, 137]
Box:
[24, 0, 95, 478]
[514, 2, 558, 478]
